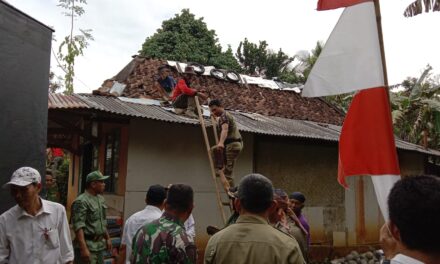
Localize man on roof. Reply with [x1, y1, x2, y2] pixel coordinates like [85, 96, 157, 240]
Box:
[172, 66, 208, 118]
[154, 65, 176, 101]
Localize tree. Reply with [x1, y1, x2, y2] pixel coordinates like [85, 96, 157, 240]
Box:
[140, 9, 241, 71]
[235, 38, 294, 78]
[56, 0, 93, 95]
[236, 38, 268, 75]
[404, 0, 440, 17]
[277, 41, 324, 84]
[49, 71, 63, 93]
[391, 65, 440, 148]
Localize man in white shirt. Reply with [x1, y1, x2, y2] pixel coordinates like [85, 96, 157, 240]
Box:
[380, 175, 440, 264]
[119, 185, 166, 264]
[0, 167, 74, 264]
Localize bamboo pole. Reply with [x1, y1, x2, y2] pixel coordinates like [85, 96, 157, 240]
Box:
[373, 0, 389, 88]
[194, 96, 227, 224]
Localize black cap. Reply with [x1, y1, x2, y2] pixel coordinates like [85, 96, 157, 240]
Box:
[146, 185, 167, 206]
[289, 192, 306, 203]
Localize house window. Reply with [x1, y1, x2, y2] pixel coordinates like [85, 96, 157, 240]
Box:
[104, 128, 120, 193]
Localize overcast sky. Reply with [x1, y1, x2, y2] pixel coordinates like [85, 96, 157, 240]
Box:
[9, 0, 440, 93]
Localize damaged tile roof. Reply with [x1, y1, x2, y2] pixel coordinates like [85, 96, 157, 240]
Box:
[48, 93, 440, 157]
[93, 56, 345, 125]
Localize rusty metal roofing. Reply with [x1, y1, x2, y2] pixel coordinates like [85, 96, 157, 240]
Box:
[48, 94, 440, 156]
[48, 93, 89, 109]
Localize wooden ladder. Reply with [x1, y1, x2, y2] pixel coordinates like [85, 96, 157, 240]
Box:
[194, 96, 231, 224]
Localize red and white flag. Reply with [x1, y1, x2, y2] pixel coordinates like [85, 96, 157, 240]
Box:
[302, 0, 401, 219]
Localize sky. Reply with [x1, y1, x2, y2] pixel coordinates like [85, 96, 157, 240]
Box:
[8, 0, 440, 93]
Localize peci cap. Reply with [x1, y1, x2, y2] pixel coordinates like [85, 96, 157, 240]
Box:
[3, 167, 41, 188]
[86, 171, 109, 183]
[289, 192, 306, 203]
[146, 184, 167, 205]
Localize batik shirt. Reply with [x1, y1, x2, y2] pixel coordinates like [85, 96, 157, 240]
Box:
[131, 212, 197, 264]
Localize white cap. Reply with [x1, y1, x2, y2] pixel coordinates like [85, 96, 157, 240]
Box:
[2, 167, 41, 188]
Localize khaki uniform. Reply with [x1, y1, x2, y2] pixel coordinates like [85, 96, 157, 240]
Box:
[71, 191, 108, 264]
[276, 220, 308, 262]
[204, 215, 305, 264]
[214, 111, 243, 186]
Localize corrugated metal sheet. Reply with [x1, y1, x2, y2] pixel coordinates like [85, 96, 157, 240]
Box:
[48, 94, 440, 156]
[48, 93, 89, 109]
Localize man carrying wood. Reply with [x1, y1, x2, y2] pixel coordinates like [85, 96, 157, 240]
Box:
[209, 99, 243, 192]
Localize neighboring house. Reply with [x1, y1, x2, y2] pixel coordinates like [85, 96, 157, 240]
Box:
[47, 57, 440, 255]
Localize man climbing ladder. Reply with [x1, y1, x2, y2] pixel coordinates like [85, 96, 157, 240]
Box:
[209, 99, 243, 193]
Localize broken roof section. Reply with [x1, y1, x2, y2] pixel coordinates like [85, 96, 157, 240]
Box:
[48, 93, 440, 157]
[93, 56, 345, 125]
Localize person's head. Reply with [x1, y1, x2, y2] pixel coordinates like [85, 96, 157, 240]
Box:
[3, 167, 42, 209]
[387, 175, 440, 256]
[269, 188, 289, 223]
[85, 171, 109, 195]
[146, 184, 167, 209]
[236, 174, 275, 217]
[45, 170, 55, 187]
[158, 66, 170, 79]
[289, 192, 306, 215]
[165, 184, 194, 222]
[182, 66, 196, 83]
[209, 99, 225, 117]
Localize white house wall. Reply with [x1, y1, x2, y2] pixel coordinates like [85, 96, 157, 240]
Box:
[124, 118, 253, 248]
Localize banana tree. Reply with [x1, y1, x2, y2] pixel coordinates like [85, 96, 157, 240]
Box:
[391, 65, 440, 148]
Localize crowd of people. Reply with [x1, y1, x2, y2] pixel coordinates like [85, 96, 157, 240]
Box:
[1, 166, 439, 264]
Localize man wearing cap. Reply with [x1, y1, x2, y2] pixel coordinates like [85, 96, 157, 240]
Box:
[0, 167, 74, 263]
[289, 192, 311, 246]
[172, 66, 208, 118]
[271, 189, 308, 261]
[119, 185, 166, 264]
[71, 171, 112, 264]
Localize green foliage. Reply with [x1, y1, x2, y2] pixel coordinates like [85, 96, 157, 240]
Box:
[236, 38, 268, 75]
[277, 41, 323, 84]
[391, 65, 440, 148]
[56, 0, 93, 95]
[324, 93, 354, 113]
[235, 38, 294, 79]
[140, 9, 241, 71]
[49, 71, 63, 93]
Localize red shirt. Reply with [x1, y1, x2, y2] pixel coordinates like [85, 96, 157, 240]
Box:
[51, 148, 64, 157]
[171, 79, 197, 101]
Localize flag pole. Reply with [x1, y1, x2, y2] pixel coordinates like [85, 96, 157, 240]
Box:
[373, 0, 389, 88]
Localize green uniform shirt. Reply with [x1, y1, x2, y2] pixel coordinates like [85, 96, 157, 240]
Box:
[71, 191, 108, 252]
[131, 212, 197, 264]
[217, 111, 241, 140]
[204, 214, 305, 264]
[46, 185, 60, 203]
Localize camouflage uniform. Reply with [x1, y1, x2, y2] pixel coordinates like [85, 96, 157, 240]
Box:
[131, 212, 197, 264]
[71, 191, 108, 264]
[46, 184, 60, 203]
[214, 111, 243, 187]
